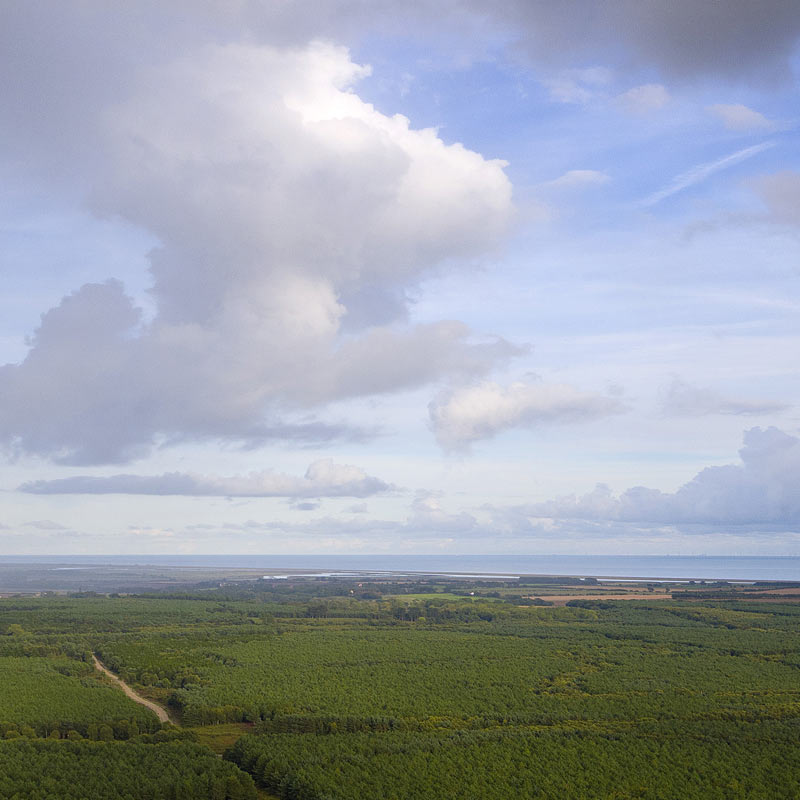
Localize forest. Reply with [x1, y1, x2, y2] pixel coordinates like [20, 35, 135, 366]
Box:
[1, 575, 799, 798]
[0, 740, 256, 800]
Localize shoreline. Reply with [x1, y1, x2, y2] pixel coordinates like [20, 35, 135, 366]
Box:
[1, 555, 798, 592]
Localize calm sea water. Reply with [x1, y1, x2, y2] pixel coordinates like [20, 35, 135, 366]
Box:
[0, 554, 798, 581]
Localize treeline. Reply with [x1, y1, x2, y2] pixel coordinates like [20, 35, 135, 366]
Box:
[0, 718, 155, 742]
[0, 739, 257, 800]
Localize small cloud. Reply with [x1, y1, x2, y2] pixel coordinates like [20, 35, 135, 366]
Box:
[543, 67, 612, 104]
[708, 103, 772, 131]
[23, 520, 68, 531]
[616, 83, 670, 113]
[409, 491, 478, 533]
[129, 527, 175, 538]
[397, 71, 414, 98]
[291, 501, 321, 512]
[661, 378, 790, 417]
[541, 170, 610, 191]
[429, 378, 626, 451]
[347, 503, 369, 514]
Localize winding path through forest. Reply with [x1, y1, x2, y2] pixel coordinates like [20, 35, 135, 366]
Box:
[92, 654, 171, 724]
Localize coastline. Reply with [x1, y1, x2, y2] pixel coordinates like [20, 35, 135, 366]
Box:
[1, 553, 798, 583]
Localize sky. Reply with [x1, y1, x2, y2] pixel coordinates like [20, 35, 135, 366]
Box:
[1, 1, 799, 557]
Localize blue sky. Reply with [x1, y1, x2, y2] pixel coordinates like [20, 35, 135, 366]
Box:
[1, 1, 799, 556]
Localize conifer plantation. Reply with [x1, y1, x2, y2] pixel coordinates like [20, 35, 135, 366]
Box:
[1, 579, 799, 798]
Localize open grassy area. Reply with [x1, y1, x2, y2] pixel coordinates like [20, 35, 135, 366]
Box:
[190, 722, 255, 755]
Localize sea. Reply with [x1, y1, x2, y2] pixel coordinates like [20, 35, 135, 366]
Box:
[0, 554, 798, 581]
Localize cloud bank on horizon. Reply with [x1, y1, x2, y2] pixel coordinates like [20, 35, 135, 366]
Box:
[0, 1, 799, 555]
[522, 427, 800, 527]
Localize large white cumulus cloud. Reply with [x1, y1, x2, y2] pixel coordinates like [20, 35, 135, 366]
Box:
[0, 42, 514, 464]
[100, 42, 512, 325]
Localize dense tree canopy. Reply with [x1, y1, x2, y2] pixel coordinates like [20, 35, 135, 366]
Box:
[1, 585, 799, 798]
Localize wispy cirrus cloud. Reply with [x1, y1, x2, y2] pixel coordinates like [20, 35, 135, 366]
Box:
[661, 378, 790, 417]
[643, 141, 776, 207]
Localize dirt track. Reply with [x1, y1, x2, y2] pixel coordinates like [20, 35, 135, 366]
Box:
[92, 654, 171, 723]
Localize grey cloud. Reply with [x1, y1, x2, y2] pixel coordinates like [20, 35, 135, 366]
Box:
[0, 281, 367, 464]
[238, 421, 376, 449]
[523, 427, 800, 526]
[265, 1, 800, 84]
[22, 520, 69, 531]
[754, 171, 800, 226]
[0, 281, 151, 464]
[325, 326, 523, 403]
[661, 378, 790, 417]
[483, 0, 800, 83]
[291, 501, 321, 512]
[19, 459, 393, 499]
[429, 378, 625, 451]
